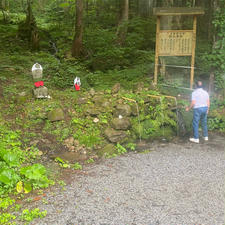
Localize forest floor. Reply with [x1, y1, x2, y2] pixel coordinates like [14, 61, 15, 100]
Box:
[15, 132, 225, 225]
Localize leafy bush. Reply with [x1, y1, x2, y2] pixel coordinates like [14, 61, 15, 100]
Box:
[208, 117, 225, 131]
[20, 164, 52, 189]
[0, 120, 51, 195]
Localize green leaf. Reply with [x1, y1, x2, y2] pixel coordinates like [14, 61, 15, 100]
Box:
[2, 151, 20, 167]
[24, 182, 32, 193]
[0, 169, 19, 185]
[20, 164, 46, 180]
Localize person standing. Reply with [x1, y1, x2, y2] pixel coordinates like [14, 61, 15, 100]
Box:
[186, 81, 210, 143]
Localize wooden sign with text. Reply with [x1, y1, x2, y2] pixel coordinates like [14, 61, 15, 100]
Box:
[158, 31, 193, 56]
[153, 8, 204, 88]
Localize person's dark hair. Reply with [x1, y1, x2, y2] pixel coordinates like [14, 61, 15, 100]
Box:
[196, 80, 203, 88]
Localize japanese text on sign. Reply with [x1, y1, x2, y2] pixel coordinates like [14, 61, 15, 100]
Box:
[158, 31, 193, 56]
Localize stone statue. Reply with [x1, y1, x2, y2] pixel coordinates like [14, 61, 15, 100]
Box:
[31, 63, 49, 99]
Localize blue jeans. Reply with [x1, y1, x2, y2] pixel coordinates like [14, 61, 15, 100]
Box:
[193, 107, 208, 139]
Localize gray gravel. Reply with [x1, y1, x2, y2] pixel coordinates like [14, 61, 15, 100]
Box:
[29, 134, 224, 225]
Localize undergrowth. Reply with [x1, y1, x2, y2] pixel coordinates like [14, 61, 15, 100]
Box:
[0, 116, 51, 224]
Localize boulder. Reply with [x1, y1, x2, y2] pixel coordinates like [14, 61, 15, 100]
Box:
[51, 151, 88, 163]
[33, 86, 48, 99]
[93, 95, 105, 106]
[113, 104, 131, 117]
[131, 104, 138, 116]
[111, 83, 120, 94]
[104, 128, 127, 143]
[111, 117, 131, 130]
[16, 92, 28, 104]
[85, 107, 100, 116]
[101, 100, 111, 108]
[48, 108, 64, 122]
[97, 144, 117, 158]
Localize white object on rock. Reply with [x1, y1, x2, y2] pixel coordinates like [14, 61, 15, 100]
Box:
[32, 63, 43, 79]
[118, 115, 123, 119]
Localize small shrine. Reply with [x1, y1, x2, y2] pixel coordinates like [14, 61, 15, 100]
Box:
[31, 63, 50, 99]
[153, 7, 204, 89]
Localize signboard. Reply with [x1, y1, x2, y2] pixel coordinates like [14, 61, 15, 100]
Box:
[153, 8, 204, 88]
[158, 31, 193, 56]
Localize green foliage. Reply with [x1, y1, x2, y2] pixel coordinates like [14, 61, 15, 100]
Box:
[208, 117, 225, 131]
[0, 169, 20, 187]
[126, 17, 155, 51]
[55, 157, 70, 168]
[84, 23, 155, 71]
[0, 197, 15, 210]
[0, 121, 51, 195]
[20, 208, 47, 222]
[85, 64, 152, 90]
[200, 4, 225, 91]
[71, 118, 102, 148]
[0, 150, 21, 167]
[72, 162, 82, 170]
[131, 96, 177, 140]
[85, 158, 95, 164]
[116, 143, 127, 155]
[0, 213, 16, 225]
[126, 143, 136, 151]
[20, 164, 52, 188]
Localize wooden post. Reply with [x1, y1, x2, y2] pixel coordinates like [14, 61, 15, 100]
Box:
[154, 16, 160, 85]
[190, 15, 197, 89]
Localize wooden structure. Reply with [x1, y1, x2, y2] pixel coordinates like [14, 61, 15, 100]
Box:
[153, 7, 204, 89]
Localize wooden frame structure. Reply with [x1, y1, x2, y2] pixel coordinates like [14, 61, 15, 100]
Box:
[153, 7, 204, 89]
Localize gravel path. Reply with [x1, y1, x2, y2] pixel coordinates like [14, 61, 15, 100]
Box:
[30, 134, 224, 225]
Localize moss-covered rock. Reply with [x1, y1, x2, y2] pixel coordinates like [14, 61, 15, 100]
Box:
[97, 144, 117, 158]
[48, 108, 64, 122]
[111, 117, 131, 130]
[104, 127, 127, 143]
[130, 104, 138, 116]
[113, 104, 131, 117]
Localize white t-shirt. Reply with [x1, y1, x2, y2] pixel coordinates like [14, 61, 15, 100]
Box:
[192, 88, 209, 109]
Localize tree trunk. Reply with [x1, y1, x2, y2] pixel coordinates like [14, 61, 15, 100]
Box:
[72, 0, 83, 57]
[1, 0, 10, 23]
[116, 0, 129, 46]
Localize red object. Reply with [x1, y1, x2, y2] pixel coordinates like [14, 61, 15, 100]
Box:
[34, 81, 44, 88]
[75, 84, 80, 91]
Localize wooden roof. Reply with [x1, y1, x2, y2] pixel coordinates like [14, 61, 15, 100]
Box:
[153, 7, 204, 16]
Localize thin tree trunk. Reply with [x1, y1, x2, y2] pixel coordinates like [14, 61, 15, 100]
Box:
[72, 0, 83, 57]
[208, 71, 214, 95]
[116, 0, 129, 46]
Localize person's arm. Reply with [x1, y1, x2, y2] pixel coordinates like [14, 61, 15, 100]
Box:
[186, 100, 196, 112]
